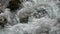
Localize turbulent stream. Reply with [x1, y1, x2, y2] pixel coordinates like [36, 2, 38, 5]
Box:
[0, 0, 60, 34]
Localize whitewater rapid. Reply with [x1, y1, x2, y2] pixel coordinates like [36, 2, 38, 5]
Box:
[0, 0, 60, 34]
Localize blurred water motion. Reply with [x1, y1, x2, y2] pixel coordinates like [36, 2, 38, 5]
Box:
[0, 0, 60, 34]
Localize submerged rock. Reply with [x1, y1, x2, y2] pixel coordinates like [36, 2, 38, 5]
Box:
[32, 8, 48, 18]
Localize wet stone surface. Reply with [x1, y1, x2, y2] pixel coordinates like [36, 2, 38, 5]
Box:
[0, 16, 7, 28]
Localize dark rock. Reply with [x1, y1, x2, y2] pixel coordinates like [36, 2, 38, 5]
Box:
[7, 0, 23, 11]
[20, 16, 28, 23]
[0, 9, 4, 14]
[37, 8, 47, 14]
[33, 8, 48, 18]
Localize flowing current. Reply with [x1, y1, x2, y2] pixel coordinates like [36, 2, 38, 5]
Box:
[0, 0, 60, 34]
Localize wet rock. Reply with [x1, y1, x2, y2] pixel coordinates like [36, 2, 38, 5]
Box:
[7, 0, 23, 11]
[0, 9, 3, 14]
[0, 3, 4, 13]
[20, 16, 28, 23]
[0, 16, 7, 28]
[33, 8, 48, 18]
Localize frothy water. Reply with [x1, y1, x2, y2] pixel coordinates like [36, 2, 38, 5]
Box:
[0, 0, 60, 34]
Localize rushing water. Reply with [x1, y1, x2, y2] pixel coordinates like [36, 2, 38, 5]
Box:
[0, 0, 60, 34]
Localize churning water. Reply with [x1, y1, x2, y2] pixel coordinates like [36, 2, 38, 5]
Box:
[0, 0, 60, 34]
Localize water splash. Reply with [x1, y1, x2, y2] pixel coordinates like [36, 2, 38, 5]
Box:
[0, 0, 60, 34]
